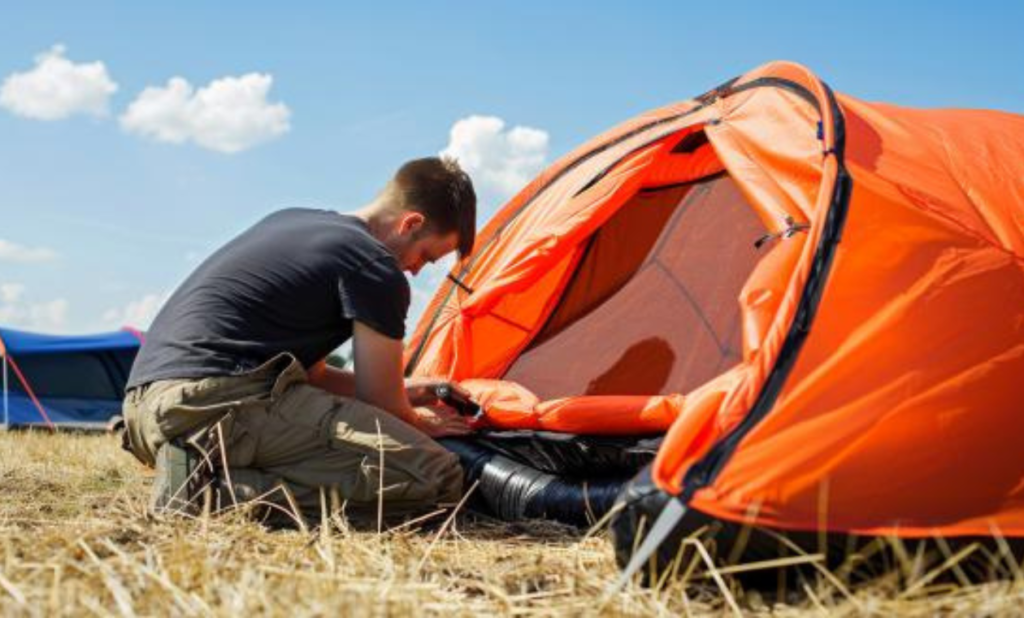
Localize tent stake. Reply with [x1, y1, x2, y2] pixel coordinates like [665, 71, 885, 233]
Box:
[604, 497, 687, 599]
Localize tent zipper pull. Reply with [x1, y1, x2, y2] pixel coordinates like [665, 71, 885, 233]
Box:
[447, 273, 476, 295]
[754, 216, 810, 249]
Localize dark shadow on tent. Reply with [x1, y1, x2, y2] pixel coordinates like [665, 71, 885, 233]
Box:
[585, 337, 675, 396]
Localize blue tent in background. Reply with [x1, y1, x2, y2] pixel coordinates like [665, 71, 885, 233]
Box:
[0, 327, 142, 430]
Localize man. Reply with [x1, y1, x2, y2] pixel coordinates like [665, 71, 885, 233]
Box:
[122, 156, 476, 524]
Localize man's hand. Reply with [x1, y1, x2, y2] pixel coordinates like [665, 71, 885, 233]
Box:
[412, 405, 472, 438]
[404, 376, 446, 407]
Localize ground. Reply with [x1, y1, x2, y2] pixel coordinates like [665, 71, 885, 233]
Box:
[1, 431, 1021, 617]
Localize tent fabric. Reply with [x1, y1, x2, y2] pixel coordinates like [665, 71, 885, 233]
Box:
[405, 61, 1024, 540]
[0, 328, 141, 355]
[1, 327, 141, 428]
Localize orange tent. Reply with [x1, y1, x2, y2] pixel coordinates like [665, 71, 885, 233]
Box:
[406, 61, 1024, 548]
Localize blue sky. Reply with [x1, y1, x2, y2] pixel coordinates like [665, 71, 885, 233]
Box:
[1, 1, 1021, 334]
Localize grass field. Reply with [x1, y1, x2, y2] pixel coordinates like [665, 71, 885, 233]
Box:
[1, 431, 1022, 616]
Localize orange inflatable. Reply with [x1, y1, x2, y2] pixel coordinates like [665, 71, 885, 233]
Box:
[406, 61, 1024, 540]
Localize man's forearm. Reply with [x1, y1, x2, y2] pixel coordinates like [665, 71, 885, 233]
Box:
[307, 363, 357, 398]
[310, 361, 421, 425]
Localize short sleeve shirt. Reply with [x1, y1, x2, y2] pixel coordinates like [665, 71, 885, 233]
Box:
[127, 209, 410, 388]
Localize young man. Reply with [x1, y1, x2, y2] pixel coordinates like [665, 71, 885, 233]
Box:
[121, 157, 476, 523]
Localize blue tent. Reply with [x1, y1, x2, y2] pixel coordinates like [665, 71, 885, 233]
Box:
[1, 327, 142, 429]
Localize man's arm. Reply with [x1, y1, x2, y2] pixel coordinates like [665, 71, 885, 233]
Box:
[351, 321, 470, 437]
[307, 360, 357, 398]
[308, 358, 441, 405]
[351, 321, 416, 424]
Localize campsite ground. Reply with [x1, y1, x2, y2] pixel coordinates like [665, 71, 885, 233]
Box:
[1, 431, 1021, 617]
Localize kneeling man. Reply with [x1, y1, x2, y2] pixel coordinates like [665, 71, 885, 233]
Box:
[122, 157, 476, 523]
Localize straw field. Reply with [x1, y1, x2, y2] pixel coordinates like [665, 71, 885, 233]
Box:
[1, 430, 1021, 617]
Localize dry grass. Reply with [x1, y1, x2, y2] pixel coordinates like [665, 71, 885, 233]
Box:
[1, 431, 1022, 617]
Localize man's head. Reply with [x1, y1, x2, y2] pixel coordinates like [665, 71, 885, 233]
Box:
[373, 156, 476, 275]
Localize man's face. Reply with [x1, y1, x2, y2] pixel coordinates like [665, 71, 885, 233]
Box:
[398, 230, 459, 275]
[387, 212, 459, 275]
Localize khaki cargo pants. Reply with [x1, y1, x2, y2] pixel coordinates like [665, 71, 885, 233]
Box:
[122, 354, 463, 523]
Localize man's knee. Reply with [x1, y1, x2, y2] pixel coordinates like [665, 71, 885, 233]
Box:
[346, 438, 461, 506]
[409, 442, 463, 505]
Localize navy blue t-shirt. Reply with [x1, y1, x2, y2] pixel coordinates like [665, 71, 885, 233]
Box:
[127, 209, 410, 388]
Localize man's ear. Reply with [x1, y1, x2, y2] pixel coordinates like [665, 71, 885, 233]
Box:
[398, 211, 425, 235]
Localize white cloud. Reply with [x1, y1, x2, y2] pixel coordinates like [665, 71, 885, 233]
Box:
[0, 44, 117, 120]
[101, 292, 168, 330]
[29, 299, 69, 331]
[0, 283, 25, 304]
[0, 283, 69, 332]
[440, 115, 549, 203]
[0, 239, 59, 263]
[120, 73, 291, 153]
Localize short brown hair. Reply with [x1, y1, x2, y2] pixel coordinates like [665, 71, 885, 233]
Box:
[388, 156, 477, 257]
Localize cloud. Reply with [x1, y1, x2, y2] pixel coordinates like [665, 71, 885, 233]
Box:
[29, 299, 69, 331]
[101, 292, 168, 330]
[0, 283, 69, 332]
[0, 239, 59, 263]
[120, 73, 291, 153]
[0, 44, 117, 120]
[0, 283, 25, 304]
[440, 115, 549, 203]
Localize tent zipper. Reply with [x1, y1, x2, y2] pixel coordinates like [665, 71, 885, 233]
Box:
[679, 81, 851, 504]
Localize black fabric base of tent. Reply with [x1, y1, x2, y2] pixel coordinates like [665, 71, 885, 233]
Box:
[440, 432, 1024, 589]
[611, 466, 1024, 590]
[439, 431, 661, 528]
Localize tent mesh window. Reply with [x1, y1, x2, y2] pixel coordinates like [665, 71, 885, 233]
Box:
[504, 174, 766, 400]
